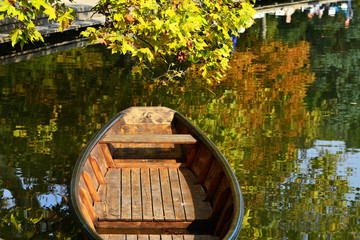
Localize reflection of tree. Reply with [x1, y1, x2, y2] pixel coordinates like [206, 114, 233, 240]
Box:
[186, 39, 322, 238]
[271, 150, 357, 239]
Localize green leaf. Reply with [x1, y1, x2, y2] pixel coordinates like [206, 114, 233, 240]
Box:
[29, 213, 43, 224]
[10, 213, 21, 231]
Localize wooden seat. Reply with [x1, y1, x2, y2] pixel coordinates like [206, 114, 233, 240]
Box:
[99, 134, 197, 144]
[100, 234, 219, 240]
[94, 168, 212, 231]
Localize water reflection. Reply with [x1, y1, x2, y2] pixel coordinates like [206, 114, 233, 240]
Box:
[1, 0, 360, 238]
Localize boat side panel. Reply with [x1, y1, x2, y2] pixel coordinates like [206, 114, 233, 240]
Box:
[172, 113, 242, 239]
[190, 144, 213, 180]
[83, 160, 100, 191]
[91, 143, 110, 175]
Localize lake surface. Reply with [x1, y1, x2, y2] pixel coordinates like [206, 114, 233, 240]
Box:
[1, 0, 360, 239]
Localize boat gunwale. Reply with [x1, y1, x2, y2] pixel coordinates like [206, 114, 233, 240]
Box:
[70, 108, 244, 240]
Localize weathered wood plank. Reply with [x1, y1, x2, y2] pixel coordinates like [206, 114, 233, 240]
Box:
[160, 235, 172, 240]
[83, 160, 99, 190]
[99, 234, 126, 240]
[89, 156, 106, 185]
[99, 235, 217, 240]
[115, 162, 184, 169]
[100, 134, 197, 144]
[115, 159, 180, 163]
[79, 187, 97, 222]
[94, 201, 107, 221]
[119, 124, 173, 135]
[100, 143, 116, 168]
[138, 235, 149, 240]
[214, 196, 233, 237]
[132, 168, 142, 221]
[150, 168, 164, 221]
[91, 144, 109, 174]
[95, 221, 200, 229]
[196, 156, 214, 185]
[79, 175, 93, 205]
[120, 107, 175, 125]
[108, 168, 121, 220]
[203, 160, 223, 195]
[168, 169, 186, 221]
[171, 235, 183, 240]
[178, 169, 211, 221]
[149, 235, 160, 240]
[113, 147, 183, 160]
[190, 144, 212, 179]
[183, 235, 218, 240]
[121, 168, 132, 221]
[185, 143, 199, 168]
[79, 202, 95, 229]
[127, 235, 137, 240]
[141, 168, 153, 221]
[159, 168, 175, 221]
[210, 176, 230, 209]
[82, 171, 100, 202]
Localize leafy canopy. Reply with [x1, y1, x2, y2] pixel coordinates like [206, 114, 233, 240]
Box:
[83, 0, 256, 81]
[0, 0, 256, 81]
[0, 0, 75, 49]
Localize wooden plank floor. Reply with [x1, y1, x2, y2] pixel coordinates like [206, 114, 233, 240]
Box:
[95, 168, 212, 222]
[100, 234, 219, 240]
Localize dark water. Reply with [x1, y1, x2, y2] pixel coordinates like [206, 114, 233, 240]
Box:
[1, 0, 360, 239]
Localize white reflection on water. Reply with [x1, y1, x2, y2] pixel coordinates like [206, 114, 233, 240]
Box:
[38, 184, 67, 208]
[298, 140, 360, 201]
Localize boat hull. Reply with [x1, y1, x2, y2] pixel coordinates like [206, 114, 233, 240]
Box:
[71, 107, 244, 240]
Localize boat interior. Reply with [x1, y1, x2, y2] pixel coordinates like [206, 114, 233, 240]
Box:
[77, 108, 235, 240]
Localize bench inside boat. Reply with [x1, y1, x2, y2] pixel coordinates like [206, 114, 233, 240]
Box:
[77, 108, 235, 240]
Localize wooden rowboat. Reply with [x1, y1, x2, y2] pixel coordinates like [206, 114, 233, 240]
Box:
[71, 107, 244, 240]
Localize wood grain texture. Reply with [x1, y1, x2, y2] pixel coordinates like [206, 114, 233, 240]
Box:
[96, 221, 193, 229]
[100, 143, 116, 168]
[79, 175, 93, 205]
[108, 168, 121, 220]
[138, 235, 149, 240]
[214, 197, 233, 236]
[168, 169, 186, 221]
[98, 235, 218, 240]
[203, 160, 223, 194]
[94, 168, 212, 225]
[141, 168, 153, 221]
[113, 147, 183, 160]
[150, 168, 164, 221]
[190, 144, 212, 179]
[159, 168, 175, 221]
[196, 156, 214, 185]
[90, 144, 109, 174]
[89, 156, 106, 185]
[120, 107, 175, 125]
[127, 235, 137, 240]
[100, 134, 197, 144]
[121, 168, 131, 221]
[114, 162, 184, 169]
[185, 144, 198, 168]
[83, 160, 99, 190]
[132, 168, 142, 221]
[159, 235, 172, 240]
[178, 169, 212, 221]
[80, 202, 95, 229]
[79, 187, 97, 222]
[82, 171, 100, 202]
[99, 235, 126, 240]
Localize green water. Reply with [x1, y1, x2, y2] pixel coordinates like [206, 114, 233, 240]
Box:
[1, 1, 360, 239]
